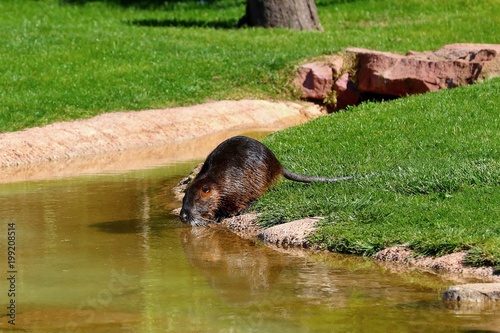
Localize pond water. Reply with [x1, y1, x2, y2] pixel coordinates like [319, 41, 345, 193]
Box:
[0, 143, 499, 332]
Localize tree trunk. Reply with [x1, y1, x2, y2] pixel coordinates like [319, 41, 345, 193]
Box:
[239, 0, 323, 31]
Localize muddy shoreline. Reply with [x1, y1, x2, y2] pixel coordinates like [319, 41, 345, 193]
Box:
[173, 176, 500, 284]
[227, 214, 500, 283]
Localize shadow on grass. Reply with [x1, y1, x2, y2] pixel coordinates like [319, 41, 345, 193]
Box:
[62, 0, 241, 28]
[62, 0, 364, 7]
[129, 17, 239, 29]
[315, 0, 364, 6]
[61, 0, 220, 8]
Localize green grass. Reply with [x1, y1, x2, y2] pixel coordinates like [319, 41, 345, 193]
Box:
[1, 0, 499, 132]
[254, 78, 500, 267]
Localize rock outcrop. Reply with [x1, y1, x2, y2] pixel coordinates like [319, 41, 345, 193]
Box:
[295, 44, 500, 110]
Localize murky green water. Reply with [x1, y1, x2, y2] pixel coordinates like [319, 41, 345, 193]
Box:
[0, 160, 499, 332]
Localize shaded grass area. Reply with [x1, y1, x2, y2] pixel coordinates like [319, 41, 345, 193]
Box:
[254, 79, 500, 267]
[1, 0, 499, 132]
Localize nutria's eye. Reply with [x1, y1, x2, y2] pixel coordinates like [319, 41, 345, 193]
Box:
[201, 185, 211, 193]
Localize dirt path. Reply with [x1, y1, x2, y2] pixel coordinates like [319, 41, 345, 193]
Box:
[0, 100, 322, 183]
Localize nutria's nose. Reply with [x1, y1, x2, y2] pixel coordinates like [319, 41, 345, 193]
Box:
[179, 209, 189, 223]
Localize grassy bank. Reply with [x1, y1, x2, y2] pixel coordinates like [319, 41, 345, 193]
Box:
[256, 78, 500, 268]
[1, 0, 499, 132]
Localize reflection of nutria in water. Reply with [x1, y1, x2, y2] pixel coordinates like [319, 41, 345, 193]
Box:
[180, 227, 285, 302]
[180, 136, 351, 226]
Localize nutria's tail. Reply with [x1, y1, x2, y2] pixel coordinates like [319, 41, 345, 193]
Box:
[282, 168, 353, 183]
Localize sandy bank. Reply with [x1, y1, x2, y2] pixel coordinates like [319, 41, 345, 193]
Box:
[0, 100, 322, 183]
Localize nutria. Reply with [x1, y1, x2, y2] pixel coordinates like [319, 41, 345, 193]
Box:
[179, 136, 352, 226]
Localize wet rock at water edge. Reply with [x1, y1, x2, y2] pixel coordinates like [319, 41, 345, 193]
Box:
[443, 283, 500, 302]
[257, 217, 321, 248]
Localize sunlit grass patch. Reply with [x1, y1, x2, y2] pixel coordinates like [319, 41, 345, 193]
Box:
[1, 0, 498, 132]
[255, 79, 500, 267]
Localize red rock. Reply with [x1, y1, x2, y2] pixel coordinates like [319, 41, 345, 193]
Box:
[333, 72, 359, 110]
[295, 62, 333, 100]
[438, 43, 500, 79]
[294, 44, 499, 109]
[347, 44, 500, 97]
[329, 55, 344, 77]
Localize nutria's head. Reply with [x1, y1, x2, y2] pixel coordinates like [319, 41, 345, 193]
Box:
[180, 178, 220, 227]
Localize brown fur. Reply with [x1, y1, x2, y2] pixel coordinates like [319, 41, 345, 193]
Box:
[179, 136, 351, 226]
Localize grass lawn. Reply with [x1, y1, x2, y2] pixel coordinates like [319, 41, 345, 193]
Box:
[255, 78, 500, 268]
[0, 0, 499, 132]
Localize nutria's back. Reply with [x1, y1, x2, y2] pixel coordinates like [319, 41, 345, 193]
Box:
[179, 136, 351, 226]
[197, 135, 283, 185]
